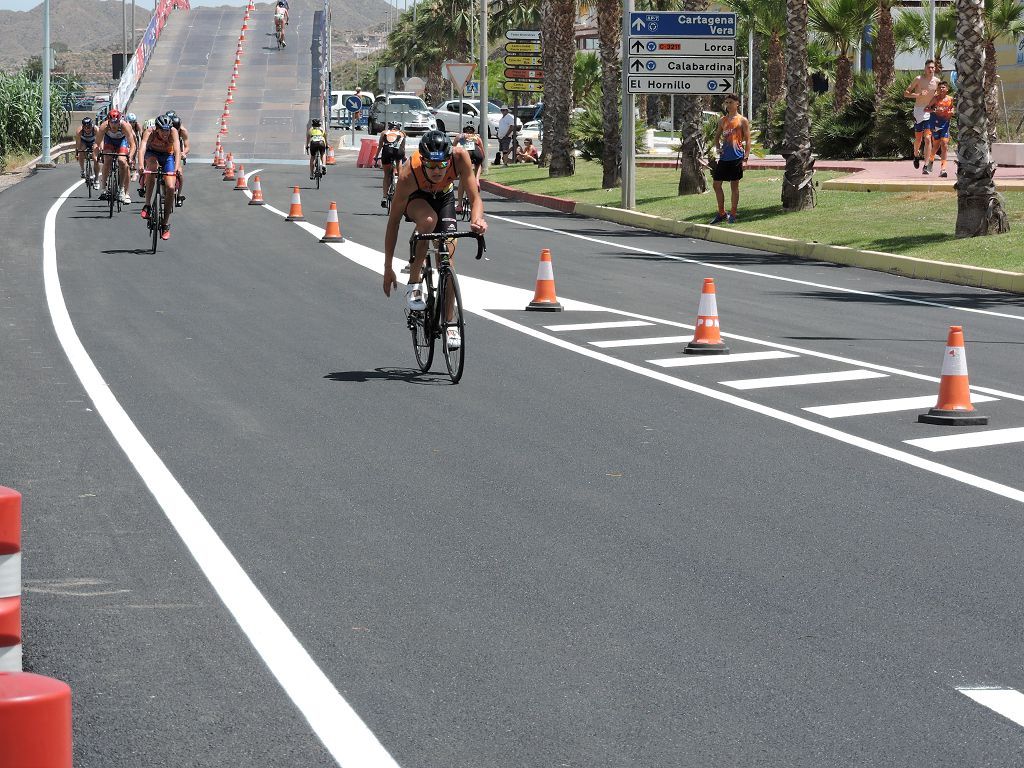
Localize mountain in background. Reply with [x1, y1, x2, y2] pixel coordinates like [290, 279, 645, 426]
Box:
[0, 0, 389, 75]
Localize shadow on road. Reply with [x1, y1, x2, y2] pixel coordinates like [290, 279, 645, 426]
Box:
[324, 367, 450, 384]
[100, 248, 153, 255]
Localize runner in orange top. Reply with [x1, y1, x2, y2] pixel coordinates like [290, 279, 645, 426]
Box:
[710, 94, 751, 225]
[927, 82, 955, 178]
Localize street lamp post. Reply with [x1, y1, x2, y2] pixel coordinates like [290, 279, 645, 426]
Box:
[478, 0, 488, 171]
[41, 0, 53, 166]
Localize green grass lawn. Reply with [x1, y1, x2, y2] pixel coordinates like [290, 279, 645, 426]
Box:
[487, 161, 1024, 273]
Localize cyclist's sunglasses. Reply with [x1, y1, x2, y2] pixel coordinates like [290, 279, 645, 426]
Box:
[423, 158, 450, 170]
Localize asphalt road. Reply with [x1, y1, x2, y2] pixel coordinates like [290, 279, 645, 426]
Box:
[2, 154, 1023, 768]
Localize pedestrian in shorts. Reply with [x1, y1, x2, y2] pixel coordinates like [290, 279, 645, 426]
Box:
[710, 94, 751, 225]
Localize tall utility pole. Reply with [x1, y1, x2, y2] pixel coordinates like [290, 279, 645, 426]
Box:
[478, 0, 488, 171]
[122, 0, 128, 78]
[41, 0, 53, 165]
[132, 0, 136, 53]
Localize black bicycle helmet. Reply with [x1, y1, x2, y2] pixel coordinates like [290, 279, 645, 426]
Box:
[418, 130, 452, 161]
[311, 117, 322, 127]
[164, 110, 177, 119]
[155, 114, 172, 130]
[170, 116, 182, 129]
[386, 120, 402, 129]
[81, 117, 92, 126]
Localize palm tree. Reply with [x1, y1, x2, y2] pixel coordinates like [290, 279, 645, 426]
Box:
[809, 0, 875, 110]
[676, 0, 710, 196]
[728, 0, 787, 123]
[782, 0, 816, 210]
[596, 0, 622, 187]
[892, 3, 955, 69]
[489, 0, 541, 38]
[872, 0, 895, 151]
[955, 0, 1009, 236]
[542, 0, 577, 176]
[983, 0, 1024, 141]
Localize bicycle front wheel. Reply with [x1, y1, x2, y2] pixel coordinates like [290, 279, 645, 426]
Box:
[150, 185, 161, 254]
[439, 270, 465, 383]
[85, 159, 93, 198]
[108, 174, 116, 218]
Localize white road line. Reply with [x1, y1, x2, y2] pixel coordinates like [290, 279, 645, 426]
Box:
[590, 335, 693, 348]
[649, 351, 797, 368]
[545, 320, 654, 332]
[805, 394, 999, 418]
[958, 688, 1024, 729]
[904, 427, 1024, 452]
[488, 213, 1024, 323]
[721, 369, 888, 390]
[47, 181, 398, 768]
[248, 179, 1024, 507]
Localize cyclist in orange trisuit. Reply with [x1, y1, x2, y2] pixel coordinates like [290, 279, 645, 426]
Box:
[382, 130, 487, 351]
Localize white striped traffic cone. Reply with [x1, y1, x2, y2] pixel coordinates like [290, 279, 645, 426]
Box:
[918, 326, 988, 425]
[684, 278, 729, 355]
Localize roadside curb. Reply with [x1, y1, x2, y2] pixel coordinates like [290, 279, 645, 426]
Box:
[480, 178, 1024, 295]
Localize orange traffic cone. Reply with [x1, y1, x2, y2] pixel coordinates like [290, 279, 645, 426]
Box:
[234, 166, 248, 190]
[918, 326, 988, 425]
[683, 278, 729, 355]
[285, 187, 305, 221]
[326, 145, 336, 165]
[226, 90, 234, 104]
[320, 202, 344, 243]
[214, 147, 225, 168]
[248, 176, 265, 205]
[212, 145, 221, 166]
[223, 154, 235, 181]
[525, 248, 563, 312]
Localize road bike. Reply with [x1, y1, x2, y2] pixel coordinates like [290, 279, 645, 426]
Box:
[101, 152, 124, 218]
[406, 230, 485, 384]
[276, 18, 285, 49]
[312, 147, 325, 189]
[78, 149, 97, 198]
[143, 167, 169, 253]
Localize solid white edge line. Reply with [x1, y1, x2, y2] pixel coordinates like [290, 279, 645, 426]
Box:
[488, 212, 1024, 323]
[45, 180, 399, 768]
[957, 688, 1024, 729]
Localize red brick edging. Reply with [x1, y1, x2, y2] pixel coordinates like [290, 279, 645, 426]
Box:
[479, 178, 577, 213]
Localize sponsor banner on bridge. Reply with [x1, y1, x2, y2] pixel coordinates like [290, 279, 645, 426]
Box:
[113, 0, 191, 110]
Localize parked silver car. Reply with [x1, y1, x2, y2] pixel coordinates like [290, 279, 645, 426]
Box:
[431, 100, 523, 138]
[368, 93, 437, 135]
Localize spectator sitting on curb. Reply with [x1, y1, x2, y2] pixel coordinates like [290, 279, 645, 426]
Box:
[515, 137, 539, 164]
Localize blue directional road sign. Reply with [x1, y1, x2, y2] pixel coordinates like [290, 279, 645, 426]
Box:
[345, 95, 363, 113]
[629, 12, 736, 38]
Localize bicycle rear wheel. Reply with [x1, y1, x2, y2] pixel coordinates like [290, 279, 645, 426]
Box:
[315, 158, 322, 189]
[439, 269, 465, 383]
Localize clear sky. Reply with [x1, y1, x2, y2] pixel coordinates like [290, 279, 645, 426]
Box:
[0, 0, 253, 9]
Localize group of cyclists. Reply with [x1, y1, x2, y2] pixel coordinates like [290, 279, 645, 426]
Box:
[75, 107, 190, 241]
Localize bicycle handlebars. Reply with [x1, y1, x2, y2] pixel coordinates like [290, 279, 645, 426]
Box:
[411, 231, 486, 260]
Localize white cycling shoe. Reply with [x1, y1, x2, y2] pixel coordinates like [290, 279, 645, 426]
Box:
[446, 328, 461, 350]
[406, 284, 426, 311]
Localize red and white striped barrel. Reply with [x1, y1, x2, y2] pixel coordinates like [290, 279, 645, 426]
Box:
[0, 487, 22, 672]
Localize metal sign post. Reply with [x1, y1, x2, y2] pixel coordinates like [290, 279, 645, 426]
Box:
[345, 94, 361, 147]
[446, 62, 477, 134]
[621, 1, 634, 208]
[504, 29, 542, 161]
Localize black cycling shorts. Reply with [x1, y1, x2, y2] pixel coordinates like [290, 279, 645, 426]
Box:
[380, 148, 405, 167]
[405, 187, 457, 233]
